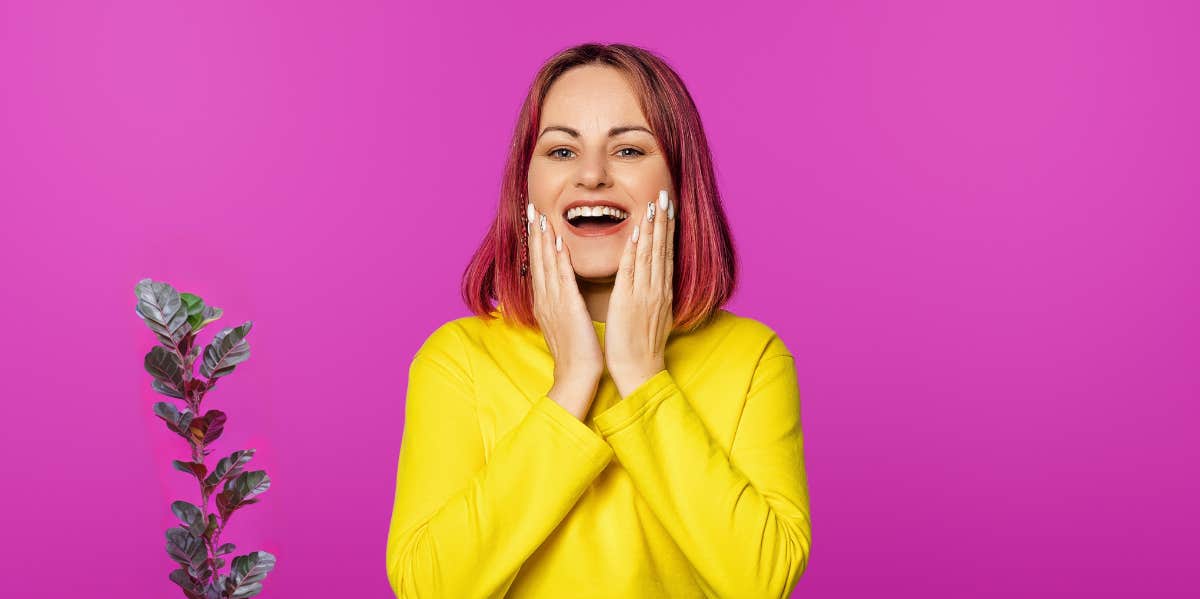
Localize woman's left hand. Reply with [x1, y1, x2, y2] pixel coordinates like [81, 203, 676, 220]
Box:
[605, 188, 677, 398]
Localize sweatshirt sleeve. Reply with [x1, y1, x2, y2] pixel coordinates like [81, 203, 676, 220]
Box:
[592, 336, 812, 599]
[385, 323, 615, 598]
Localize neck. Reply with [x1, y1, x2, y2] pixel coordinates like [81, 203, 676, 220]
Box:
[576, 276, 615, 323]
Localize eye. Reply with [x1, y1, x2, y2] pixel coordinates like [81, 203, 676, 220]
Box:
[547, 147, 645, 160]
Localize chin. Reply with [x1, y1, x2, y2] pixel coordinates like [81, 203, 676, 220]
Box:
[571, 256, 620, 281]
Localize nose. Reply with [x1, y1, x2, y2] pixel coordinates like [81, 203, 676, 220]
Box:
[574, 151, 610, 189]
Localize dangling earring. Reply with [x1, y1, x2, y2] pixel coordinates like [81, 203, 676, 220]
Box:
[519, 192, 529, 277]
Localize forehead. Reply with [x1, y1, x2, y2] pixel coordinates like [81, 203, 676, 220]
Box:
[540, 65, 647, 128]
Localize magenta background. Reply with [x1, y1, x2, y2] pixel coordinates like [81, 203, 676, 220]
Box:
[1, 0, 1196, 597]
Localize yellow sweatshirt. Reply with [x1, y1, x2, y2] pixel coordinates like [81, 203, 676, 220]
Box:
[385, 307, 811, 598]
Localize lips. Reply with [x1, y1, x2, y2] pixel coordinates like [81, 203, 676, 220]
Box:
[559, 199, 633, 238]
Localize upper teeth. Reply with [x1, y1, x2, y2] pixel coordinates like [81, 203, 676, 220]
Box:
[566, 206, 629, 220]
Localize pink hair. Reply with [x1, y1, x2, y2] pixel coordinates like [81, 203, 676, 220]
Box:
[460, 42, 737, 333]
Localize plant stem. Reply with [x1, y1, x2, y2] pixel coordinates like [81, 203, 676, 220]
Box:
[185, 356, 216, 589]
[202, 485, 213, 584]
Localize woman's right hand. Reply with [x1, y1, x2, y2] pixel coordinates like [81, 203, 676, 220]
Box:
[526, 202, 603, 420]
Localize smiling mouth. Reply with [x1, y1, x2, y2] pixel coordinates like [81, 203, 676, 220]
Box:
[563, 210, 631, 237]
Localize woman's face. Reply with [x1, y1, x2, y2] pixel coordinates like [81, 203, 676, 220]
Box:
[527, 64, 674, 282]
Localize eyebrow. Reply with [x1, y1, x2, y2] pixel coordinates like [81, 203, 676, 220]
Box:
[537, 125, 654, 139]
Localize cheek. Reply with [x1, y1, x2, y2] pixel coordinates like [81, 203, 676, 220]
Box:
[526, 164, 569, 212]
[619, 160, 672, 189]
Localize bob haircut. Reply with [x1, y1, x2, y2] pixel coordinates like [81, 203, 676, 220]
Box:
[460, 42, 737, 333]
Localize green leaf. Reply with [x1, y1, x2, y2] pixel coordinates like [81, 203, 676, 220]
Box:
[145, 346, 186, 399]
[229, 470, 271, 500]
[165, 526, 207, 569]
[154, 402, 195, 439]
[171, 501, 205, 537]
[180, 293, 204, 322]
[135, 278, 192, 351]
[153, 402, 180, 429]
[151, 379, 186, 399]
[200, 322, 253, 379]
[168, 568, 203, 596]
[216, 492, 258, 524]
[186, 562, 214, 587]
[203, 449, 255, 491]
[225, 551, 276, 598]
[215, 542, 236, 556]
[181, 293, 225, 335]
[198, 305, 223, 328]
[217, 471, 269, 523]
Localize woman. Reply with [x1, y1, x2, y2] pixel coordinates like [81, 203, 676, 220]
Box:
[386, 43, 811, 598]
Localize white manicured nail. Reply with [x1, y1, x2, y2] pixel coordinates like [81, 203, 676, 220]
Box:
[527, 202, 535, 223]
[555, 235, 562, 251]
[632, 224, 640, 242]
[646, 201, 655, 222]
[658, 189, 669, 210]
[668, 199, 675, 221]
[539, 213, 547, 232]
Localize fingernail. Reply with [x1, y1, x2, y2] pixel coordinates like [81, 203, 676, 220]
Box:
[539, 213, 547, 232]
[527, 202, 535, 223]
[632, 224, 640, 242]
[527, 220, 531, 235]
[658, 189, 669, 210]
[668, 199, 675, 221]
[646, 201, 655, 222]
[555, 234, 562, 251]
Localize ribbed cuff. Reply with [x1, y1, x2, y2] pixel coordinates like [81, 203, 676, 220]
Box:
[594, 369, 676, 435]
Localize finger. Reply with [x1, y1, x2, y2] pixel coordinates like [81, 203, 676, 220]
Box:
[554, 226, 582, 296]
[527, 202, 546, 303]
[651, 189, 669, 292]
[616, 221, 639, 294]
[665, 196, 676, 296]
[538, 212, 559, 299]
[635, 197, 656, 291]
